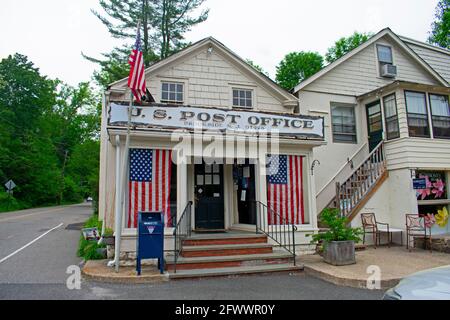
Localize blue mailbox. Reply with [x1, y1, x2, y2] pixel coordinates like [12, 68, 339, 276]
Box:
[137, 211, 165, 275]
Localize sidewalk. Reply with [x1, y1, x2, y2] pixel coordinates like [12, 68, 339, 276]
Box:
[82, 260, 169, 284]
[301, 246, 450, 289]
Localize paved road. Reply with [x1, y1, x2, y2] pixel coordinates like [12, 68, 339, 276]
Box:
[0, 203, 91, 284]
[0, 204, 384, 300]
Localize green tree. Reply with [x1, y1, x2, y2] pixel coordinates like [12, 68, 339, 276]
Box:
[0, 54, 101, 211]
[84, 47, 132, 89]
[86, 0, 209, 87]
[428, 0, 450, 49]
[246, 59, 269, 77]
[0, 54, 59, 207]
[275, 52, 324, 90]
[325, 32, 373, 64]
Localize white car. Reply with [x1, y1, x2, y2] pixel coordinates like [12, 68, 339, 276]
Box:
[383, 265, 450, 300]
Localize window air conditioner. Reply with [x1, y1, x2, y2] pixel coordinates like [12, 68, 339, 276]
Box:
[381, 64, 397, 78]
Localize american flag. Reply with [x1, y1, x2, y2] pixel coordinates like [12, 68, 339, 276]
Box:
[128, 149, 172, 228]
[128, 26, 147, 102]
[267, 155, 304, 225]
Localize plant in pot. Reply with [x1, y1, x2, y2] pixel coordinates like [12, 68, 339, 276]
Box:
[102, 228, 115, 246]
[310, 208, 363, 266]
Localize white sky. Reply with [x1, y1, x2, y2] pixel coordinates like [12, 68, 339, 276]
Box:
[0, 0, 439, 86]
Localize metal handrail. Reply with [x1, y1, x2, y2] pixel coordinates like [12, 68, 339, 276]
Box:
[317, 142, 369, 196]
[172, 201, 193, 273]
[253, 200, 297, 266]
[336, 141, 386, 218]
[316, 142, 369, 213]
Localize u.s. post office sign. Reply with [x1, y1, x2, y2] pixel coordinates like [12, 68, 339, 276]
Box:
[109, 103, 324, 139]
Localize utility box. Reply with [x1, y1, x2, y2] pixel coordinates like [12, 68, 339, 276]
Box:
[136, 212, 165, 275]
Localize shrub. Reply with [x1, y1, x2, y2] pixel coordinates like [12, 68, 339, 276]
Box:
[310, 208, 363, 245]
[0, 192, 23, 212]
[77, 214, 106, 261]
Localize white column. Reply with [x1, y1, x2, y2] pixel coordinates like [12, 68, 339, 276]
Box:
[114, 135, 122, 271]
[255, 157, 268, 230]
[177, 161, 188, 223]
[306, 151, 319, 231]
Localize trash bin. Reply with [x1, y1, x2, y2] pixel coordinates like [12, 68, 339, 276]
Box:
[136, 212, 165, 275]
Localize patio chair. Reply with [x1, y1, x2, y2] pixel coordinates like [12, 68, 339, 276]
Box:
[406, 214, 432, 253]
[361, 213, 403, 248]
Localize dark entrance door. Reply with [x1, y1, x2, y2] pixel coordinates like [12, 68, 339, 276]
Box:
[233, 161, 257, 225]
[194, 162, 225, 230]
[366, 101, 383, 151]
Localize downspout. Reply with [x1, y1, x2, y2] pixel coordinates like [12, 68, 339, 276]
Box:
[98, 92, 107, 245]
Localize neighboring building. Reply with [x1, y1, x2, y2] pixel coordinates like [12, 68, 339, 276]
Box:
[98, 37, 325, 276]
[293, 28, 450, 240]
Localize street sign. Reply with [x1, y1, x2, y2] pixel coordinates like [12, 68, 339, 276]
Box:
[5, 180, 16, 191]
[413, 178, 427, 190]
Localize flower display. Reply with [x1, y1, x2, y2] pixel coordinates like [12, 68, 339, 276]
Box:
[432, 179, 445, 199]
[435, 207, 449, 228]
[416, 173, 447, 201]
[416, 175, 432, 200]
[424, 213, 436, 228]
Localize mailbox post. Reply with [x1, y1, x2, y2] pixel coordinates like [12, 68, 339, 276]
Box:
[137, 212, 165, 275]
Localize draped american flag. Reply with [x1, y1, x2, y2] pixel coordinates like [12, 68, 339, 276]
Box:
[128, 149, 172, 228]
[128, 26, 147, 102]
[267, 155, 304, 225]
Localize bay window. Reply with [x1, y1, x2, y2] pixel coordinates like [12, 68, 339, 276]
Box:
[405, 91, 430, 138]
[429, 94, 450, 139]
[383, 94, 400, 140]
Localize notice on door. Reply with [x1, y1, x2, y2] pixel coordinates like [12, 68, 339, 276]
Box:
[241, 190, 247, 202]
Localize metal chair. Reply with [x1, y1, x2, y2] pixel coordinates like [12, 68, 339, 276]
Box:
[361, 213, 402, 248]
[406, 214, 432, 253]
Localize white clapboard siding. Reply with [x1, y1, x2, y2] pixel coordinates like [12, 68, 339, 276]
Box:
[403, 42, 450, 84]
[151, 49, 283, 112]
[304, 36, 440, 96]
[385, 138, 450, 170]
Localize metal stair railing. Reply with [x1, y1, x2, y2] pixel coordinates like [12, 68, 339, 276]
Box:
[253, 200, 297, 266]
[172, 201, 193, 273]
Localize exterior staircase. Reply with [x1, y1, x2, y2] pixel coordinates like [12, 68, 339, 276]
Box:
[166, 233, 302, 279]
[323, 141, 388, 224]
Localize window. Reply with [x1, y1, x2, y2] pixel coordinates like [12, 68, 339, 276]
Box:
[377, 44, 393, 75]
[233, 89, 253, 108]
[161, 82, 184, 104]
[383, 94, 400, 140]
[377, 45, 393, 64]
[429, 94, 450, 139]
[331, 104, 357, 143]
[405, 91, 430, 138]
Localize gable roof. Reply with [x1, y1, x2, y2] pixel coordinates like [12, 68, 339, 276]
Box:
[293, 28, 449, 94]
[108, 37, 298, 107]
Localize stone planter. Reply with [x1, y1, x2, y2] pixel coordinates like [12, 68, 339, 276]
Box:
[323, 241, 356, 266]
[102, 236, 115, 246]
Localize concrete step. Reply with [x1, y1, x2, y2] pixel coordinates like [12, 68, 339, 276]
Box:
[183, 234, 267, 246]
[168, 263, 303, 279]
[181, 243, 273, 258]
[166, 251, 293, 271]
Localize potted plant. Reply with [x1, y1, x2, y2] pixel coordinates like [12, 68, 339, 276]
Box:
[102, 228, 115, 246]
[310, 208, 363, 266]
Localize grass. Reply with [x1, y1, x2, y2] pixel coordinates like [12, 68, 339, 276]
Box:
[77, 214, 107, 261]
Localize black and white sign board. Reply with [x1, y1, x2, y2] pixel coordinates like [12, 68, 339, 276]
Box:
[5, 180, 16, 191]
[109, 103, 325, 139]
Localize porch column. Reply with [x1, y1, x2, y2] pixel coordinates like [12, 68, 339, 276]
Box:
[255, 158, 269, 230]
[176, 161, 188, 223]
